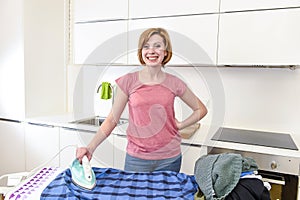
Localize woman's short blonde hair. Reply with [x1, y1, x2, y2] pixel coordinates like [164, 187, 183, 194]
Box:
[137, 28, 172, 66]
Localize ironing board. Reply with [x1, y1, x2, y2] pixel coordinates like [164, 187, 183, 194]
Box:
[41, 167, 198, 200]
[4, 167, 64, 200]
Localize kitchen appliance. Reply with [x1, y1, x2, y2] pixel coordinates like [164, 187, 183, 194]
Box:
[210, 127, 300, 200]
[70, 156, 96, 190]
[212, 127, 298, 150]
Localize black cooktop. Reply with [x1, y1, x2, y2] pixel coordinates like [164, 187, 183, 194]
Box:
[211, 127, 298, 150]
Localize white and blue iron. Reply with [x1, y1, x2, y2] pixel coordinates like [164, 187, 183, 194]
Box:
[70, 156, 96, 190]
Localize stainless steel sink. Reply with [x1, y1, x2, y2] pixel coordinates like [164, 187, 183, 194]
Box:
[71, 116, 128, 126]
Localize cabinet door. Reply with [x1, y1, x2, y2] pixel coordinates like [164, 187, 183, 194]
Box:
[0, 120, 25, 176]
[129, 0, 219, 18]
[218, 8, 300, 65]
[73, 0, 128, 22]
[24, 123, 59, 171]
[73, 21, 127, 64]
[0, 0, 25, 120]
[220, 0, 300, 12]
[113, 134, 127, 170]
[128, 15, 219, 65]
[180, 144, 207, 175]
[59, 128, 114, 168]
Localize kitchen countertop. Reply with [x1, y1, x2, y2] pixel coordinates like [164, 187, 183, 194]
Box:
[25, 113, 300, 159]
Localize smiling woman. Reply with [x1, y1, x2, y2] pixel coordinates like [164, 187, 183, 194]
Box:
[137, 28, 172, 67]
[76, 27, 208, 173]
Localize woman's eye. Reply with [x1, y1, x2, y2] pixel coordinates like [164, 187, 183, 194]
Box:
[142, 43, 163, 49]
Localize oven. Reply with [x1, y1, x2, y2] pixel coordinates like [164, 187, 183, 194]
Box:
[258, 170, 298, 199]
[208, 147, 300, 200]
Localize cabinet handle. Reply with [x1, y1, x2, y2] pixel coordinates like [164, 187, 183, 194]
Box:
[27, 122, 54, 128]
[114, 133, 126, 138]
[0, 118, 21, 123]
[261, 177, 285, 185]
[61, 127, 96, 133]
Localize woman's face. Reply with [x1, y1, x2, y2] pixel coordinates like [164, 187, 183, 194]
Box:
[141, 34, 167, 67]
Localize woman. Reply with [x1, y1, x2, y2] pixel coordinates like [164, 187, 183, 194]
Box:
[76, 28, 207, 172]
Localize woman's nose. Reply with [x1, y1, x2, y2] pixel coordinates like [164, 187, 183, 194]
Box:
[147, 47, 155, 52]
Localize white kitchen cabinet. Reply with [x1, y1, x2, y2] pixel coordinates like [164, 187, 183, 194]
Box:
[73, 21, 127, 64]
[128, 14, 219, 65]
[218, 8, 300, 65]
[0, 0, 25, 120]
[129, 0, 219, 18]
[73, 0, 128, 22]
[0, 0, 65, 120]
[220, 0, 300, 12]
[0, 120, 25, 176]
[113, 134, 127, 170]
[24, 123, 60, 171]
[59, 127, 114, 169]
[180, 144, 206, 175]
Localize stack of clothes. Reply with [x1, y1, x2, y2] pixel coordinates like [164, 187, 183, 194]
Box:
[194, 153, 271, 200]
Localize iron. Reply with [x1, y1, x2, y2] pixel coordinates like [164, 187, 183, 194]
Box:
[70, 156, 96, 190]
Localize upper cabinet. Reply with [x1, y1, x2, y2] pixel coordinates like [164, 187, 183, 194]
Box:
[128, 14, 219, 65]
[218, 8, 300, 65]
[72, 1, 300, 66]
[73, 21, 127, 64]
[129, 0, 219, 18]
[73, 0, 128, 22]
[220, 0, 300, 12]
[72, 0, 220, 65]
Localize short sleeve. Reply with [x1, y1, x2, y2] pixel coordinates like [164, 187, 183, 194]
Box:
[175, 77, 187, 97]
[115, 72, 138, 95]
[163, 73, 187, 97]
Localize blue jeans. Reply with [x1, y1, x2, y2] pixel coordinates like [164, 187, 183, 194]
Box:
[124, 153, 182, 172]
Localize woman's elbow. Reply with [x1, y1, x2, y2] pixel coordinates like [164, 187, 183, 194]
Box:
[199, 104, 208, 120]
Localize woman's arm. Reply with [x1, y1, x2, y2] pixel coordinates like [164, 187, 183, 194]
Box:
[176, 87, 207, 130]
[76, 86, 128, 161]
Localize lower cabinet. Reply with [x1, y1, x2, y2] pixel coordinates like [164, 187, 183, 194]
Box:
[113, 134, 127, 170]
[0, 120, 25, 176]
[24, 123, 60, 171]
[1, 121, 206, 176]
[59, 128, 114, 168]
[180, 144, 207, 175]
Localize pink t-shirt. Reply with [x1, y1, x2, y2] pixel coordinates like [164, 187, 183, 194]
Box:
[115, 71, 187, 160]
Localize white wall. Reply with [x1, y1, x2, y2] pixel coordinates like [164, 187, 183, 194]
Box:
[219, 67, 300, 134]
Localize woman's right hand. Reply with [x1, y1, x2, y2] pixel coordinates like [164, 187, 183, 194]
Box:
[76, 147, 93, 163]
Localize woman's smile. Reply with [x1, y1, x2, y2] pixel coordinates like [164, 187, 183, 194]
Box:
[142, 34, 167, 66]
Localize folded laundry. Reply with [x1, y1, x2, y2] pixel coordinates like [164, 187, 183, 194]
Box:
[194, 178, 270, 200]
[240, 171, 256, 177]
[194, 153, 270, 200]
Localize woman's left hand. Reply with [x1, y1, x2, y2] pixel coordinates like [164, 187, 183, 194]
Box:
[175, 118, 182, 130]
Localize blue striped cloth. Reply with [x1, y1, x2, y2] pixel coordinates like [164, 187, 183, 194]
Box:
[40, 167, 198, 200]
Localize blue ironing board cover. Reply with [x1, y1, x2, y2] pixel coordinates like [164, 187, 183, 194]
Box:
[40, 167, 198, 200]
